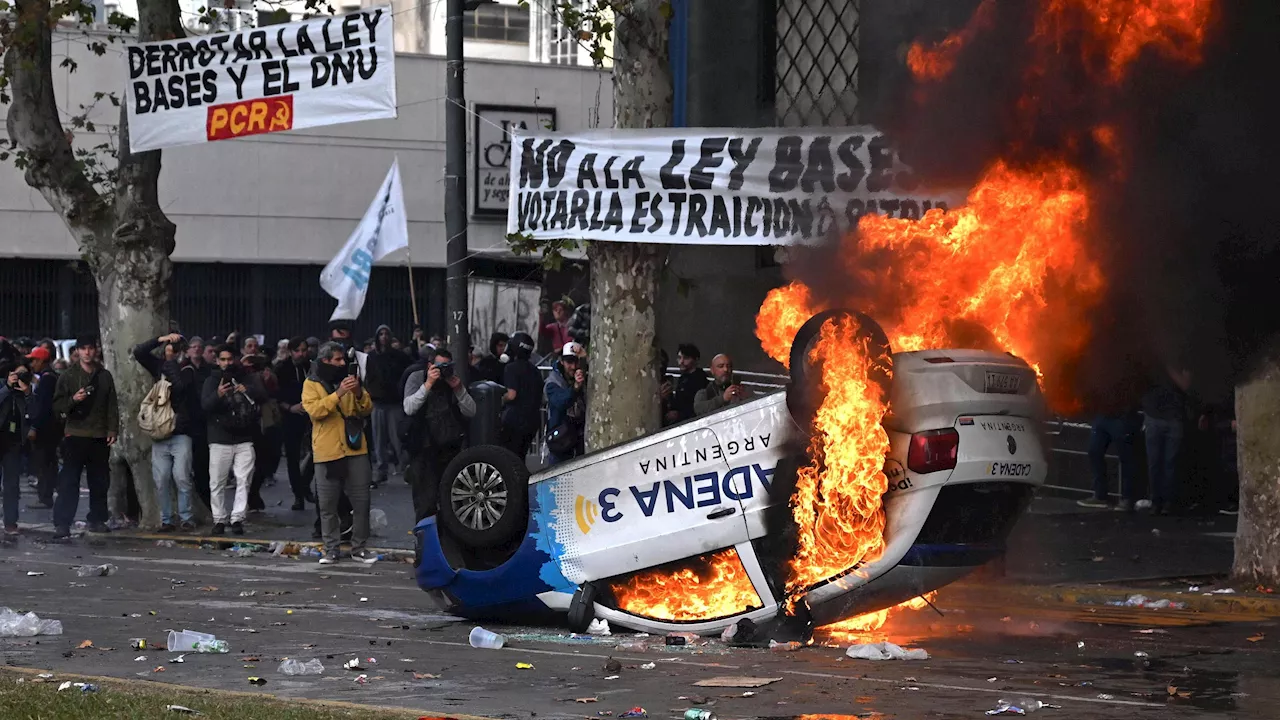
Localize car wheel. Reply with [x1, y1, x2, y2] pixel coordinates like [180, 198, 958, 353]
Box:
[438, 445, 530, 549]
[786, 308, 893, 426]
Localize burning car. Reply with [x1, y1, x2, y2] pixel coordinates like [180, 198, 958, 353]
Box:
[413, 309, 1046, 635]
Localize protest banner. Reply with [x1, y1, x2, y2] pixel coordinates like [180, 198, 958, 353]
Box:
[506, 127, 960, 246]
[125, 8, 396, 152]
[320, 159, 408, 321]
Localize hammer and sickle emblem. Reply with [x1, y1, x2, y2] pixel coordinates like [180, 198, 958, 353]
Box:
[269, 101, 292, 132]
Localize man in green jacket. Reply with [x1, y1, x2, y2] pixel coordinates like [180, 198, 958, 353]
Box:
[51, 336, 119, 540]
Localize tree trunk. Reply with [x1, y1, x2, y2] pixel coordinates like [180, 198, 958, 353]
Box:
[1232, 354, 1280, 587]
[584, 0, 673, 451]
[5, 0, 183, 528]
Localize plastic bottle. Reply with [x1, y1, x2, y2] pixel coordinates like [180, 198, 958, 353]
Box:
[277, 658, 324, 675]
[684, 710, 717, 720]
[75, 564, 117, 577]
[300, 546, 322, 558]
[468, 626, 505, 649]
[168, 629, 228, 653]
[991, 698, 1047, 714]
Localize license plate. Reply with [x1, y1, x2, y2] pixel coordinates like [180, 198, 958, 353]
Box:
[984, 372, 1021, 394]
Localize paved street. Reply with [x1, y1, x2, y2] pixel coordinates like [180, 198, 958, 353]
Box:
[2, 537, 1277, 719]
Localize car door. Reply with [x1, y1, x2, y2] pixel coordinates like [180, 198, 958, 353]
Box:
[539, 420, 753, 586]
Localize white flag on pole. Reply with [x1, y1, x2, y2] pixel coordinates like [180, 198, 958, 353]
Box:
[320, 159, 409, 321]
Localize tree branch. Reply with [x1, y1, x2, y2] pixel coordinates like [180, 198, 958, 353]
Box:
[4, 0, 113, 255]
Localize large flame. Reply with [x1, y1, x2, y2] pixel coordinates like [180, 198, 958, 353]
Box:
[610, 548, 762, 622]
[787, 316, 892, 592]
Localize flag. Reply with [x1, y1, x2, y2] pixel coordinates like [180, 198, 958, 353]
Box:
[320, 158, 409, 321]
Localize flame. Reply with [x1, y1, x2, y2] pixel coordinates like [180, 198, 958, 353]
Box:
[786, 316, 892, 593]
[610, 548, 762, 622]
[910, 0, 1214, 85]
[822, 593, 938, 644]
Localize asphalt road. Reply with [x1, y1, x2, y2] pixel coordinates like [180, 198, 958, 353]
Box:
[2, 538, 1277, 719]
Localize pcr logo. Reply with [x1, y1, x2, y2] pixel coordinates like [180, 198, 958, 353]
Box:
[574, 495, 599, 534]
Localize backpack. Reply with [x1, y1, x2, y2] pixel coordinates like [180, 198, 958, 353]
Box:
[137, 376, 176, 440]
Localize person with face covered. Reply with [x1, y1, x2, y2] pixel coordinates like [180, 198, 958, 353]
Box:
[302, 341, 376, 564]
[474, 332, 509, 384]
[693, 353, 754, 417]
[402, 348, 476, 521]
[363, 324, 410, 485]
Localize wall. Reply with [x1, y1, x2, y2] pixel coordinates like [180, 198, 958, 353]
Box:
[0, 27, 611, 268]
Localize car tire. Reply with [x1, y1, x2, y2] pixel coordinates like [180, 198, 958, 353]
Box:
[786, 308, 893, 425]
[438, 445, 530, 549]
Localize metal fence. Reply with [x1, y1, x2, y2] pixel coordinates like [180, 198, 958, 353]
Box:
[773, 0, 862, 126]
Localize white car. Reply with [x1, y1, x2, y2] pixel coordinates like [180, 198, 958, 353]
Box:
[414, 310, 1047, 634]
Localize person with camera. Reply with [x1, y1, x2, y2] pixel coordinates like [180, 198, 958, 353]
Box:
[302, 341, 377, 565]
[545, 342, 587, 465]
[202, 346, 267, 536]
[693, 353, 754, 417]
[21, 346, 59, 511]
[1, 354, 35, 536]
[132, 332, 199, 532]
[50, 336, 119, 540]
[402, 348, 476, 522]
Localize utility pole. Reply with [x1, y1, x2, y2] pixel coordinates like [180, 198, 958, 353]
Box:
[445, 0, 470, 377]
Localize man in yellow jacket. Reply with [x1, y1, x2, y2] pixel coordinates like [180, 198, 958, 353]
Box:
[302, 341, 377, 564]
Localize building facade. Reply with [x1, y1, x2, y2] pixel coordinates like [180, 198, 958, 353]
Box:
[0, 23, 609, 345]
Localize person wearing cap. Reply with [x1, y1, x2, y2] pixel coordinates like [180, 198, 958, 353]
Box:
[51, 335, 119, 539]
[22, 346, 59, 510]
[544, 342, 587, 464]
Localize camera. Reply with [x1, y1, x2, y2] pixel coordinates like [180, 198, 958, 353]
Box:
[15, 369, 32, 385]
[434, 361, 454, 380]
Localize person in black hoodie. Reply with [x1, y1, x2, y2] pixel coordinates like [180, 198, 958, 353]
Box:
[202, 346, 267, 536]
[363, 324, 410, 485]
[275, 336, 314, 511]
[133, 333, 199, 532]
[474, 332, 509, 384]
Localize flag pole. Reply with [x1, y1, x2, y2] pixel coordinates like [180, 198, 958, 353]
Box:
[406, 247, 420, 327]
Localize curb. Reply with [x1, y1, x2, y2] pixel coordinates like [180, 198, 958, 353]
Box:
[14, 522, 416, 561]
[951, 582, 1280, 620]
[0, 666, 490, 719]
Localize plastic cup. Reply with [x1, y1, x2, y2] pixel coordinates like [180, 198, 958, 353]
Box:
[167, 630, 216, 652]
[468, 626, 505, 649]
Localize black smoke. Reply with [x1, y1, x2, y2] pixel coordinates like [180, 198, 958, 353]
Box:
[852, 0, 1280, 412]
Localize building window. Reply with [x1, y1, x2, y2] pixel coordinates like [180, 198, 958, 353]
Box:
[546, 1, 578, 65]
[467, 4, 530, 44]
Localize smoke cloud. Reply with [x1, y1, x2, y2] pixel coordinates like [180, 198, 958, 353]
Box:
[807, 0, 1280, 410]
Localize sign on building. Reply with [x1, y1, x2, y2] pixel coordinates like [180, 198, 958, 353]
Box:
[506, 127, 959, 246]
[125, 8, 396, 152]
[473, 104, 557, 218]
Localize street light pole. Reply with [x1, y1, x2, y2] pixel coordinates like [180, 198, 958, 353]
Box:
[445, 0, 470, 377]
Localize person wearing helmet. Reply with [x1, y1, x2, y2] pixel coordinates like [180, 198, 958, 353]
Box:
[500, 332, 541, 460]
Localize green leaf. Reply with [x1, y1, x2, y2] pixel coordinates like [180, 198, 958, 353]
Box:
[659, 0, 674, 20]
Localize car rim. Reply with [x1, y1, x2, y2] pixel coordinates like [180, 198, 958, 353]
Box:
[451, 462, 508, 531]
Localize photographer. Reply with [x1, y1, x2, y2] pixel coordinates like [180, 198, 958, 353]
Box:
[302, 341, 376, 565]
[1, 356, 34, 536]
[544, 342, 587, 465]
[51, 336, 119, 540]
[402, 348, 476, 522]
[202, 346, 267, 536]
[22, 346, 59, 510]
[132, 333, 198, 532]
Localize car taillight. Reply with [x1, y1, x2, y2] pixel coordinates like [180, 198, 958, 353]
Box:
[907, 428, 959, 474]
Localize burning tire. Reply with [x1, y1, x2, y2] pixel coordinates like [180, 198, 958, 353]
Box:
[786, 308, 894, 426]
[438, 445, 530, 549]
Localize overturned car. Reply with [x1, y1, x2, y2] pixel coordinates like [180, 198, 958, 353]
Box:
[413, 310, 1046, 634]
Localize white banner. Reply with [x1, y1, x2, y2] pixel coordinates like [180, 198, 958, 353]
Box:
[320, 159, 409, 321]
[506, 127, 959, 246]
[125, 8, 397, 152]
